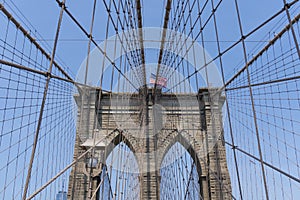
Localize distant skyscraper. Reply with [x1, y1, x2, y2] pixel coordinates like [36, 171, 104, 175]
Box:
[56, 191, 67, 200]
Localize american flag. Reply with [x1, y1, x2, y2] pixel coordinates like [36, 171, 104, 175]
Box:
[150, 73, 167, 87]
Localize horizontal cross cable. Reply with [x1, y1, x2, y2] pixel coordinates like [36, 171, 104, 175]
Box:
[0, 3, 73, 82]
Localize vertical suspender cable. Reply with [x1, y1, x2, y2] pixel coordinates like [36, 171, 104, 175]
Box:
[233, 0, 269, 199]
[282, 0, 300, 59]
[22, 1, 66, 199]
[209, 0, 244, 198]
[154, 0, 172, 98]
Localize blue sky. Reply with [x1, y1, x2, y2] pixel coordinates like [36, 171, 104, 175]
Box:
[0, 0, 285, 78]
[0, 0, 300, 199]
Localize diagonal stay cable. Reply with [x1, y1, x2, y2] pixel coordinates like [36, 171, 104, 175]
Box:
[135, 0, 147, 87]
[0, 59, 111, 92]
[55, 0, 139, 91]
[176, 130, 237, 200]
[165, 0, 299, 92]
[0, 3, 109, 95]
[0, 3, 73, 82]
[160, 0, 199, 79]
[224, 141, 300, 184]
[22, 1, 66, 199]
[153, 0, 172, 97]
[161, 0, 216, 81]
[25, 129, 119, 200]
[102, 0, 144, 87]
[225, 10, 300, 88]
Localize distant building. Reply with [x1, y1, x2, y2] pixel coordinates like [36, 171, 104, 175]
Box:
[56, 191, 67, 200]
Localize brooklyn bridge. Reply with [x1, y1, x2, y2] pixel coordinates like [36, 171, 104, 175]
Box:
[0, 0, 300, 199]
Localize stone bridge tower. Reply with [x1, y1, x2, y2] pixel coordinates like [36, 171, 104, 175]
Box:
[67, 87, 232, 200]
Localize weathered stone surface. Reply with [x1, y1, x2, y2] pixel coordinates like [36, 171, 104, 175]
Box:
[68, 88, 231, 200]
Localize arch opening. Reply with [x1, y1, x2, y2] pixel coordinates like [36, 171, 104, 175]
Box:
[160, 141, 203, 200]
[97, 140, 140, 200]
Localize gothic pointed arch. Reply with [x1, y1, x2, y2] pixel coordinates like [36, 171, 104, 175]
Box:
[98, 139, 140, 200]
[159, 137, 204, 200]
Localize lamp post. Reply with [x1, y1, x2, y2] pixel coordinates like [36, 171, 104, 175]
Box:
[80, 138, 106, 200]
